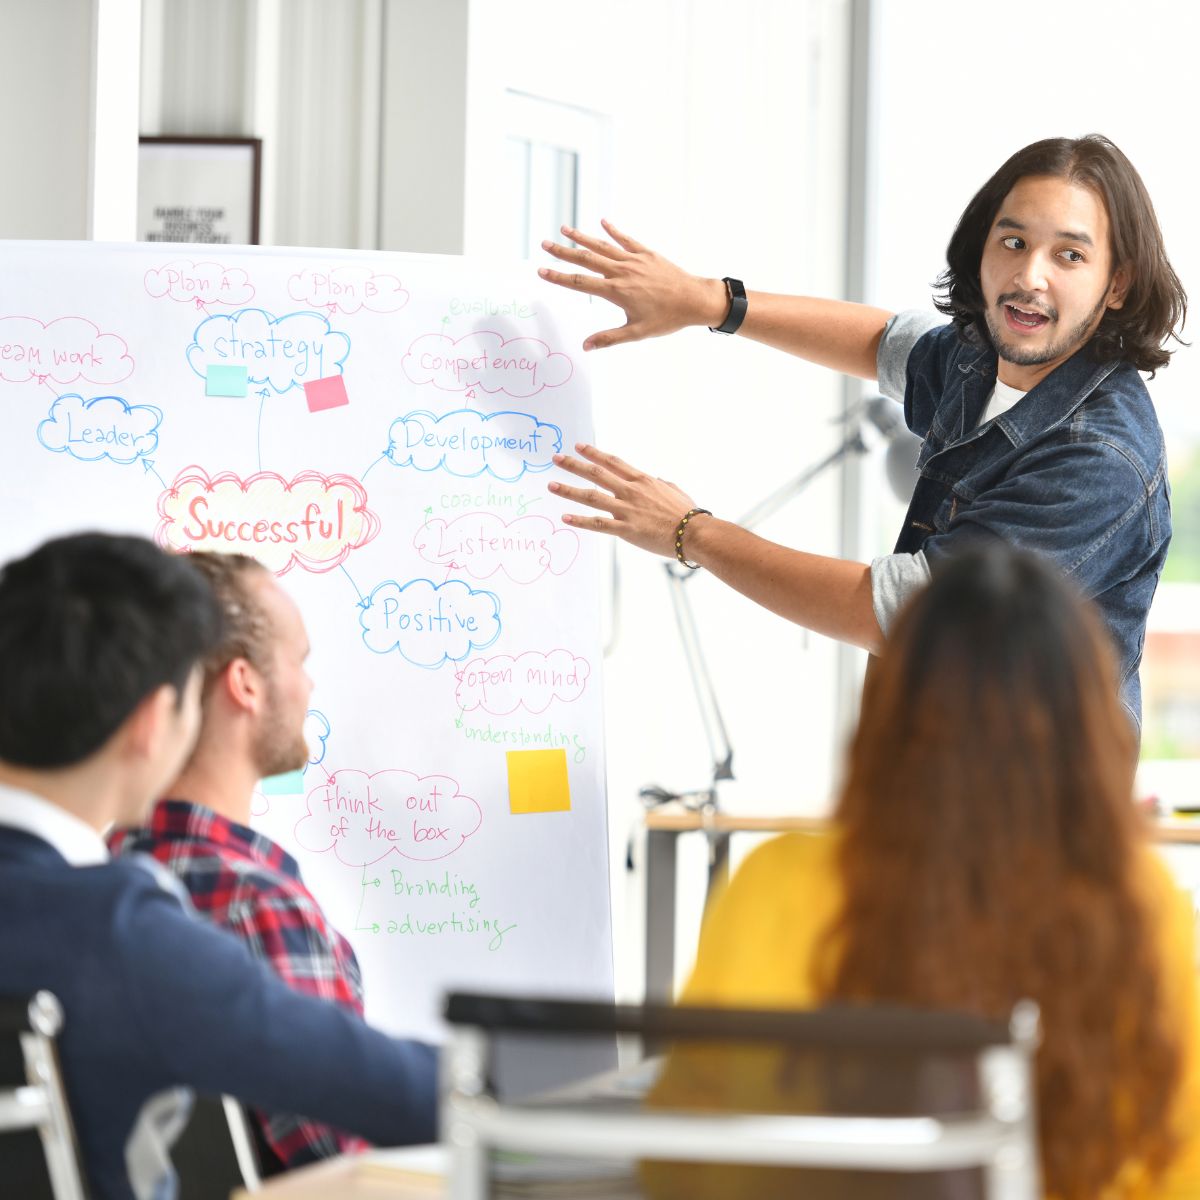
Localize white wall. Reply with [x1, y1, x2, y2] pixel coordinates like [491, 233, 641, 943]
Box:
[0, 0, 95, 238]
[380, 0, 468, 253]
[142, 0, 251, 134]
[0, 0, 139, 235]
[141, 0, 386, 250]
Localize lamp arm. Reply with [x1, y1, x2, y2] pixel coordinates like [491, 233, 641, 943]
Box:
[650, 426, 874, 806]
[735, 430, 869, 532]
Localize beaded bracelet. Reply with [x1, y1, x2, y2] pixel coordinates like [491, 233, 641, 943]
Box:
[674, 508, 712, 569]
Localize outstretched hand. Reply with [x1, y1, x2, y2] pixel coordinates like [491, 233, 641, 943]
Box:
[538, 220, 727, 351]
[549, 444, 703, 558]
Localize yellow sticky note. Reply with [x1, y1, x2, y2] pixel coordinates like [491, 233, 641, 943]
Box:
[506, 749, 571, 815]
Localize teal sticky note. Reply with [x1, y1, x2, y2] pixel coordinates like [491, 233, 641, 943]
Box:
[206, 364, 249, 397]
[261, 769, 305, 795]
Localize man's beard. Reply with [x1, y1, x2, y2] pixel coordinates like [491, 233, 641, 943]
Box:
[985, 289, 1110, 368]
[253, 683, 308, 778]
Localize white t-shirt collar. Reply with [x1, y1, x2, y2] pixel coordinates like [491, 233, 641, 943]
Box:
[0, 781, 109, 865]
[980, 377, 1028, 426]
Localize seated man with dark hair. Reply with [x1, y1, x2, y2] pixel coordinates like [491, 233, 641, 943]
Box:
[0, 533, 437, 1200]
[111, 552, 369, 1171]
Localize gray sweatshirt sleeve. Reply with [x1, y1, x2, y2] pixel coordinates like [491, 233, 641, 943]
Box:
[870, 549, 932, 636]
[875, 310, 945, 401]
[869, 310, 943, 637]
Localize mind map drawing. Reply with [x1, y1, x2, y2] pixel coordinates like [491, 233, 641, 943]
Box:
[0, 239, 609, 1040]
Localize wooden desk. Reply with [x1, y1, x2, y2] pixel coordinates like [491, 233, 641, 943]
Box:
[233, 1151, 440, 1198]
[643, 807, 1200, 1003]
[233, 1141, 639, 1198]
[1150, 819, 1200, 846]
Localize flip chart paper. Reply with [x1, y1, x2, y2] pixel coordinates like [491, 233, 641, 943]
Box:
[0, 241, 611, 1043]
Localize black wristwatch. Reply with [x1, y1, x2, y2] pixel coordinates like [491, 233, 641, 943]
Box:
[708, 277, 747, 335]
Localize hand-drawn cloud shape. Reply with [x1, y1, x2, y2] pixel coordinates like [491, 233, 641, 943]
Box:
[295, 769, 482, 865]
[305, 709, 331, 767]
[0, 315, 134, 386]
[414, 513, 579, 583]
[359, 578, 501, 668]
[155, 465, 380, 576]
[402, 330, 572, 398]
[287, 266, 409, 315]
[144, 260, 255, 306]
[185, 308, 350, 393]
[37, 394, 162, 466]
[387, 408, 561, 482]
[250, 787, 269, 819]
[455, 650, 591, 716]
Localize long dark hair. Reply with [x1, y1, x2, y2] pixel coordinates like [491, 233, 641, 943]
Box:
[819, 545, 1183, 1199]
[934, 134, 1187, 376]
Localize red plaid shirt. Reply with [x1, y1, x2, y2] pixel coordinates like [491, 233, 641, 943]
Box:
[109, 799, 370, 1169]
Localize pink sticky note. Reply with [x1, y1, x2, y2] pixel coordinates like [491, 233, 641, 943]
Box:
[304, 374, 350, 413]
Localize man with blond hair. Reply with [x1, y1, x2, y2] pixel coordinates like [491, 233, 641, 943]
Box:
[111, 551, 368, 1171]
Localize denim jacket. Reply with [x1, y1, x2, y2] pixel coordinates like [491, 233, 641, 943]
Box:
[873, 311, 1171, 726]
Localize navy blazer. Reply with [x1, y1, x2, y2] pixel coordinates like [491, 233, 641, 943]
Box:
[0, 826, 437, 1200]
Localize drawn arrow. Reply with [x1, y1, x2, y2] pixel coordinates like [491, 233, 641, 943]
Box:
[442, 559, 461, 583]
[354, 866, 381, 933]
[194, 299, 212, 316]
[339, 563, 369, 609]
[454, 706, 465, 730]
[255, 392, 273, 472]
[360, 453, 386, 483]
[40, 379, 57, 397]
[256, 387, 271, 399]
[422, 505, 433, 526]
[326, 302, 339, 316]
[440, 316, 451, 328]
[141, 459, 169, 488]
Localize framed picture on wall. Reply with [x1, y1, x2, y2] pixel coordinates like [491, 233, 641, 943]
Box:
[137, 136, 262, 245]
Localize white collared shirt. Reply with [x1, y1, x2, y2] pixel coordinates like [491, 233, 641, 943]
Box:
[0, 780, 108, 865]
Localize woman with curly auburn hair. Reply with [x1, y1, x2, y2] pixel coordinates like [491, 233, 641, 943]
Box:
[648, 544, 1200, 1200]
